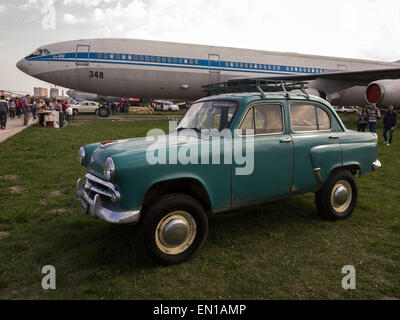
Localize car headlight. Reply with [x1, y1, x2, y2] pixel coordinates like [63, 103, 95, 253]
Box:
[78, 147, 86, 165]
[104, 157, 116, 181]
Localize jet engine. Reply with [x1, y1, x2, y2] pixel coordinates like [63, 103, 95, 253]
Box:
[327, 86, 367, 107]
[365, 79, 400, 106]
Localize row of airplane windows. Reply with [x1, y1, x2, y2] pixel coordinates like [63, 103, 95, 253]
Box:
[93, 52, 326, 73]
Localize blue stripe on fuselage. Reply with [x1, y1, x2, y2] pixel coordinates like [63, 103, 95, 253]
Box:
[27, 52, 327, 75]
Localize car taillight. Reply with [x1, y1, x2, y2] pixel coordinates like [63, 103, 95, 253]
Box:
[101, 140, 117, 145]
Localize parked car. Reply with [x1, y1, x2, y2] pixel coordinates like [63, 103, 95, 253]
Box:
[70, 101, 110, 117]
[70, 101, 105, 116]
[155, 100, 180, 111]
[333, 106, 358, 114]
[76, 81, 381, 265]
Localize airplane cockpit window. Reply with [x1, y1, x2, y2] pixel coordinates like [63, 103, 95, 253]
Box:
[25, 48, 51, 59]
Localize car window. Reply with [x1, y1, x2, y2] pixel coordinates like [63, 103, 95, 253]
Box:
[290, 103, 331, 132]
[239, 104, 283, 135]
[255, 104, 283, 134]
[316, 107, 331, 130]
[240, 108, 254, 133]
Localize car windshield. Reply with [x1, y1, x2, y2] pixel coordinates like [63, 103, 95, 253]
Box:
[178, 100, 238, 131]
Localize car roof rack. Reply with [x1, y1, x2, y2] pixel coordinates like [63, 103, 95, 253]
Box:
[203, 78, 309, 99]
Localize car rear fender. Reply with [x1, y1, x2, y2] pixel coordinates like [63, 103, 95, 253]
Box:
[310, 143, 342, 184]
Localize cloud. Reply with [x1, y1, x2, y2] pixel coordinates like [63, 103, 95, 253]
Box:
[0, 5, 6, 13]
[92, 0, 147, 34]
[17, 0, 55, 12]
[7, 0, 400, 62]
[62, 13, 86, 24]
[63, 0, 118, 8]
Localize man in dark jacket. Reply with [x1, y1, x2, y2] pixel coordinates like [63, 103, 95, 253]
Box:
[21, 95, 32, 126]
[383, 105, 398, 146]
[0, 95, 9, 130]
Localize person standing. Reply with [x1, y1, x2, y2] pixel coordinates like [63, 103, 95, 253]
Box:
[119, 98, 123, 113]
[62, 101, 70, 121]
[9, 99, 16, 120]
[16, 99, 22, 118]
[111, 102, 117, 114]
[55, 100, 65, 128]
[31, 99, 38, 120]
[21, 95, 32, 126]
[357, 106, 369, 132]
[382, 105, 398, 146]
[0, 95, 9, 130]
[49, 99, 56, 110]
[368, 103, 381, 133]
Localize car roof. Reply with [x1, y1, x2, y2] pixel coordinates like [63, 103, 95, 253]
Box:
[197, 92, 332, 107]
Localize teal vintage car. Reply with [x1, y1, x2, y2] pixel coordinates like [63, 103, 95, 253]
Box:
[76, 80, 381, 265]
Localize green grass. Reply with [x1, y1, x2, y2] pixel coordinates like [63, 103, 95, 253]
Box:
[0, 115, 399, 300]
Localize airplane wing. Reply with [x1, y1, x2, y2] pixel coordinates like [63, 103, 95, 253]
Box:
[230, 67, 400, 86]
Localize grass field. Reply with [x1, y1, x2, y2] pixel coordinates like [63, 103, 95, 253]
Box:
[0, 115, 399, 300]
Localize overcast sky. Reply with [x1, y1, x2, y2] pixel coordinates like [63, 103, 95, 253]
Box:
[1, 0, 400, 94]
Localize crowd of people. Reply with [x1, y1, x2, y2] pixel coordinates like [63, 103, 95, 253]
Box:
[356, 103, 398, 146]
[0, 94, 73, 130]
[105, 98, 140, 114]
[1, 94, 399, 146]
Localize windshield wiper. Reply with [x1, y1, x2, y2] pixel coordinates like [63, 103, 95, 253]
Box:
[177, 127, 203, 133]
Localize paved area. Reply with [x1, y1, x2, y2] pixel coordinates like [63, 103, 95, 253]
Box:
[0, 116, 38, 144]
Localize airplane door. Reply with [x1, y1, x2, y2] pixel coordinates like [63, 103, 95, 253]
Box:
[209, 54, 221, 73]
[75, 45, 90, 66]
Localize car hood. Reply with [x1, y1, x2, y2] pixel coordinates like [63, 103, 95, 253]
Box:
[88, 131, 204, 176]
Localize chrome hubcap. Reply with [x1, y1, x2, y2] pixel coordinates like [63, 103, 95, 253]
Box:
[331, 180, 352, 213]
[156, 211, 197, 255]
[162, 219, 189, 247]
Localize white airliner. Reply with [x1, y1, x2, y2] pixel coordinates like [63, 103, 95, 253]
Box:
[16, 38, 400, 106]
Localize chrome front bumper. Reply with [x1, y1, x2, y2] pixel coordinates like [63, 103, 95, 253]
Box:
[75, 178, 141, 224]
[372, 160, 382, 171]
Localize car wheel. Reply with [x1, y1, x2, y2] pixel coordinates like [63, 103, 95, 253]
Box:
[315, 169, 358, 221]
[138, 193, 208, 265]
[98, 107, 110, 118]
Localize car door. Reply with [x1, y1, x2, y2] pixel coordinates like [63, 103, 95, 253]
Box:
[89, 102, 97, 113]
[289, 101, 342, 193]
[80, 102, 89, 113]
[232, 102, 294, 204]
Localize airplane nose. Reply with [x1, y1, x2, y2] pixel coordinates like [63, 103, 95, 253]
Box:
[16, 59, 27, 73]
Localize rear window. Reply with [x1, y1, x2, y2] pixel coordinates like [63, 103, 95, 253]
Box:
[290, 103, 331, 132]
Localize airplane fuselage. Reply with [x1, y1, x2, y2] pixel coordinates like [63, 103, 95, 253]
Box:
[17, 38, 399, 102]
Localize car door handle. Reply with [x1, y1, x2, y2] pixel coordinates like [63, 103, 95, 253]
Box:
[280, 137, 293, 143]
[329, 134, 340, 139]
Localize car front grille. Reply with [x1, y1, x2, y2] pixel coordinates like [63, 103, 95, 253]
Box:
[84, 173, 121, 202]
